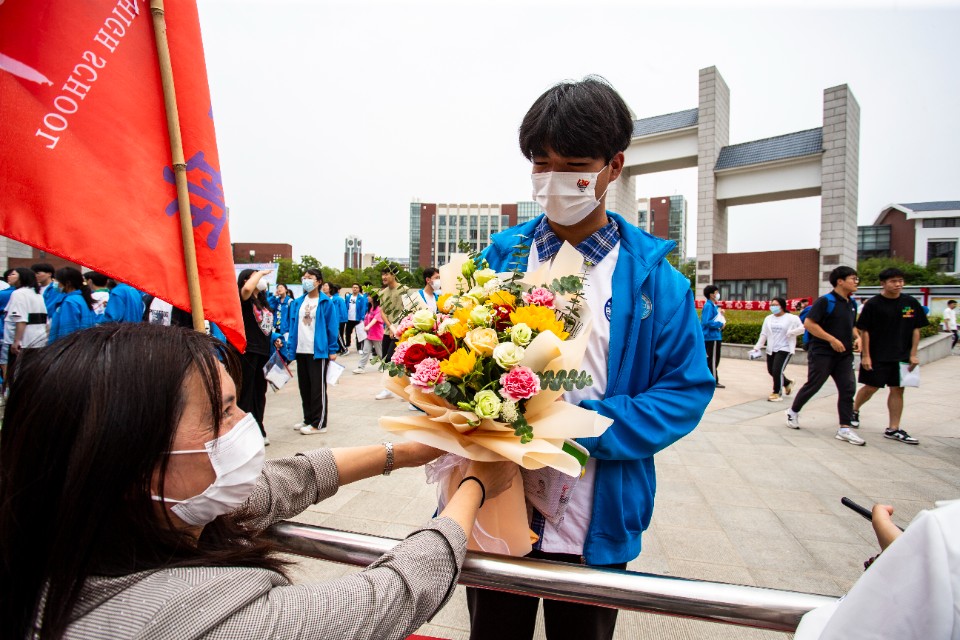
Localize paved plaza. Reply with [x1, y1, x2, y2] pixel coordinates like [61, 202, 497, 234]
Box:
[262, 349, 960, 639]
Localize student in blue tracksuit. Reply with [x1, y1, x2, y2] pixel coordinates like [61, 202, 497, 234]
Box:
[48, 268, 97, 343]
[328, 285, 349, 354]
[267, 283, 294, 332]
[282, 268, 339, 435]
[102, 280, 145, 323]
[465, 76, 715, 640]
[32, 263, 64, 315]
[700, 284, 725, 388]
[343, 283, 368, 352]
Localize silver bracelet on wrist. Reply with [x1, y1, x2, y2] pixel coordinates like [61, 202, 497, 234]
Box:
[382, 441, 395, 476]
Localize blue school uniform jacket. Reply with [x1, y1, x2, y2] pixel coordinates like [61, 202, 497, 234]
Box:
[345, 292, 368, 321]
[331, 294, 348, 323]
[102, 283, 145, 323]
[281, 293, 339, 362]
[49, 290, 98, 342]
[482, 212, 715, 565]
[700, 299, 723, 341]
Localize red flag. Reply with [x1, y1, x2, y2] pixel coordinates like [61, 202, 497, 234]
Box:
[0, 0, 245, 350]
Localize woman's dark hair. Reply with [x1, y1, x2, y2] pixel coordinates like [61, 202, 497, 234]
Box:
[519, 75, 633, 163]
[303, 267, 323, 282]
[12, 267, 39, 293]
[55, 267, 94, 311]
[237, 269, 265, 310]
[0, 324, 285, 640]
[368, 292, 380, 310]
[771, 297, 787, 311]
[703, 284, 719, 298]
[84, 271, 109, 288]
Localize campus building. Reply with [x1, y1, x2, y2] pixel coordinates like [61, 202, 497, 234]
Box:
[647, 195, 687, 261]
[409, 201, 538, 268]
[858, 201, 960, 274]
[231, 242, 292, 264]
[343, 235, 362, 271]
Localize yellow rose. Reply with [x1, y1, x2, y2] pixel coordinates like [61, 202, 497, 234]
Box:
[447, 320, 468, 339]
[439, 348, 477, 379]
[437, 293, 455, 313]
[464, 327, 499, 357]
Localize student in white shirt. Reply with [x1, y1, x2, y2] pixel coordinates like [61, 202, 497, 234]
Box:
[753, 296, 805, 402]
[944, 299, 957, 349]
[415, 267, 440, 313]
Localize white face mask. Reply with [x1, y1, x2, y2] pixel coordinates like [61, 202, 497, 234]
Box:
[256, 279, 268, 292]
[531, 165, 610, 226]
[152, 412, 265, 526]
[302, 279, 316, 293]
[431, 279, 442, 294]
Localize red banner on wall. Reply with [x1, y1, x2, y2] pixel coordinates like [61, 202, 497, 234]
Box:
[0, 0, 245, 350]
[694, 297, 813, 311]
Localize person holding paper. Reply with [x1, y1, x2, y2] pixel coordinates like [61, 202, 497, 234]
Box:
[752, 296, 805, 402]
[281, 268, 339, 436]
[851, 268, 927, 445]
[464, 75, 715, 640]
[700, 284, 725, 388]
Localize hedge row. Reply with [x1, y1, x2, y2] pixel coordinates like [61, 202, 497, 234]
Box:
[719, 316, 943, 347]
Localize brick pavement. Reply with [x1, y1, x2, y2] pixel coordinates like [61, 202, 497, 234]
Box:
[262, 349, 960, 639]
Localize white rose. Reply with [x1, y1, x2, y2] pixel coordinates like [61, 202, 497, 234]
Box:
[492, 342, 524, 369]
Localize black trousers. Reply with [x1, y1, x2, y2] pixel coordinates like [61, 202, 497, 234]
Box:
[466, 551, 625, 640]
[381, 335, 397, 362]
[237, 351, 269, 436]
[295, 354, 329, 428]
[344, 320, 360, 348]
[790, 350, 855, 425]
[705, 340, 721, 382]
[766, 351, 793, 394]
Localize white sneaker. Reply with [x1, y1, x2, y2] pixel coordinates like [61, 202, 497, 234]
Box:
[836, 428, 865, 446]
[352, 367, 365, 374]
[375, 389, 394, 400]
[768, 393, 783, 402]
[300, 425, 328, 435]
[358, 350, 365, 356]
[263, 436, 271, 446]
[293, 421, 307, 431]
[785, 410, 800, 429]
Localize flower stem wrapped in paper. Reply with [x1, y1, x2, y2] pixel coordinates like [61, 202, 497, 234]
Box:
[378, 242, 612, 556]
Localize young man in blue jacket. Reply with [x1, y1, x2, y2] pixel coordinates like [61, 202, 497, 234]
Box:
[700, 284, 725, 388]
[466, 76, 715, 640]
[282, 268, 339, 435]
[102, 280, 144, 324]
[344, 283, 368, 352]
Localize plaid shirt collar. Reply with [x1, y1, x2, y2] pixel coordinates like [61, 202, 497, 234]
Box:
[532, 216, 621, 267]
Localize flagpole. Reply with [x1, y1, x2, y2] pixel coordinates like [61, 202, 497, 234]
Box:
[149, 0, 206, 333]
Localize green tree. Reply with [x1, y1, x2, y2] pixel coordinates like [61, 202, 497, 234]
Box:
[274, 258, 297, 285]
[857, 257, 960, 286]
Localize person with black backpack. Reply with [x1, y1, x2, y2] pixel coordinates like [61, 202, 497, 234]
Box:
[785, 266, 865, 445]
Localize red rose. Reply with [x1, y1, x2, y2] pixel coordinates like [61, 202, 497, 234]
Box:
[425, 333, 456, 359]
[492, 304, 514, 331]
[403, 343, 430, 368]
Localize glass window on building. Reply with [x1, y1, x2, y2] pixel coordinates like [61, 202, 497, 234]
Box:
[715, 279, 788, 302]
[439, 215, 446, 225]
[922, 217, 960, 228]
[927, 240, 957, 272]
[502, 215, 510, 227]
[857, 225, 891, 259]
[459, 215, 467, 226]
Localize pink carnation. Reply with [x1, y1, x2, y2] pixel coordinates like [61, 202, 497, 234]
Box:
[522, 287, 555, 308]
[391, 342, 411, 366]
[499, 366, 541, 401]
[395, 314, 416, 337]
[410, 357, 445, 391]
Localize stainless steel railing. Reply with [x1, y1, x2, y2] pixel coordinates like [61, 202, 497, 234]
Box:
[265, 521, 836, 633]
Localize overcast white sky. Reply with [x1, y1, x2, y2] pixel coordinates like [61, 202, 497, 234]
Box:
[197, 0, 960, 266]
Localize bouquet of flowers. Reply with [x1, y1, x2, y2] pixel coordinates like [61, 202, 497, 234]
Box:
[378, 242, 612, 555]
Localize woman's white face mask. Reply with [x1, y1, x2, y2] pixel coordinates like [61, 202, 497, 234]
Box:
[152, 412, 265, 526]
[531, 165, 610, 226]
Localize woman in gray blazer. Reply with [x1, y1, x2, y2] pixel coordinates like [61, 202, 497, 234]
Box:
[0, 323, 514, 640]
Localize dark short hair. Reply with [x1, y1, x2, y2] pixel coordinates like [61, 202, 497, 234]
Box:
[794, 299, 807, 311]
[381, 265, 399, 276]
[829, 266, 858, 287]
[771, 297, 787, 310]
[878, 267, 906, 282]
[949, 299, 957, 305]
[329, 284, 340, 295]
[423, 267, 439, 282]
[55, 267, 94, 310]
[303, 267, 323, 282]
[703, 285, 718, 298]
[519, 76, 633, 163]
[30, 262, 55, 275]
[12, 267, 39, 293]
[84, 271, 108, 287]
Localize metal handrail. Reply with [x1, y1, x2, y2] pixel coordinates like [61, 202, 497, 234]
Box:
[265, 521, 836, 633]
